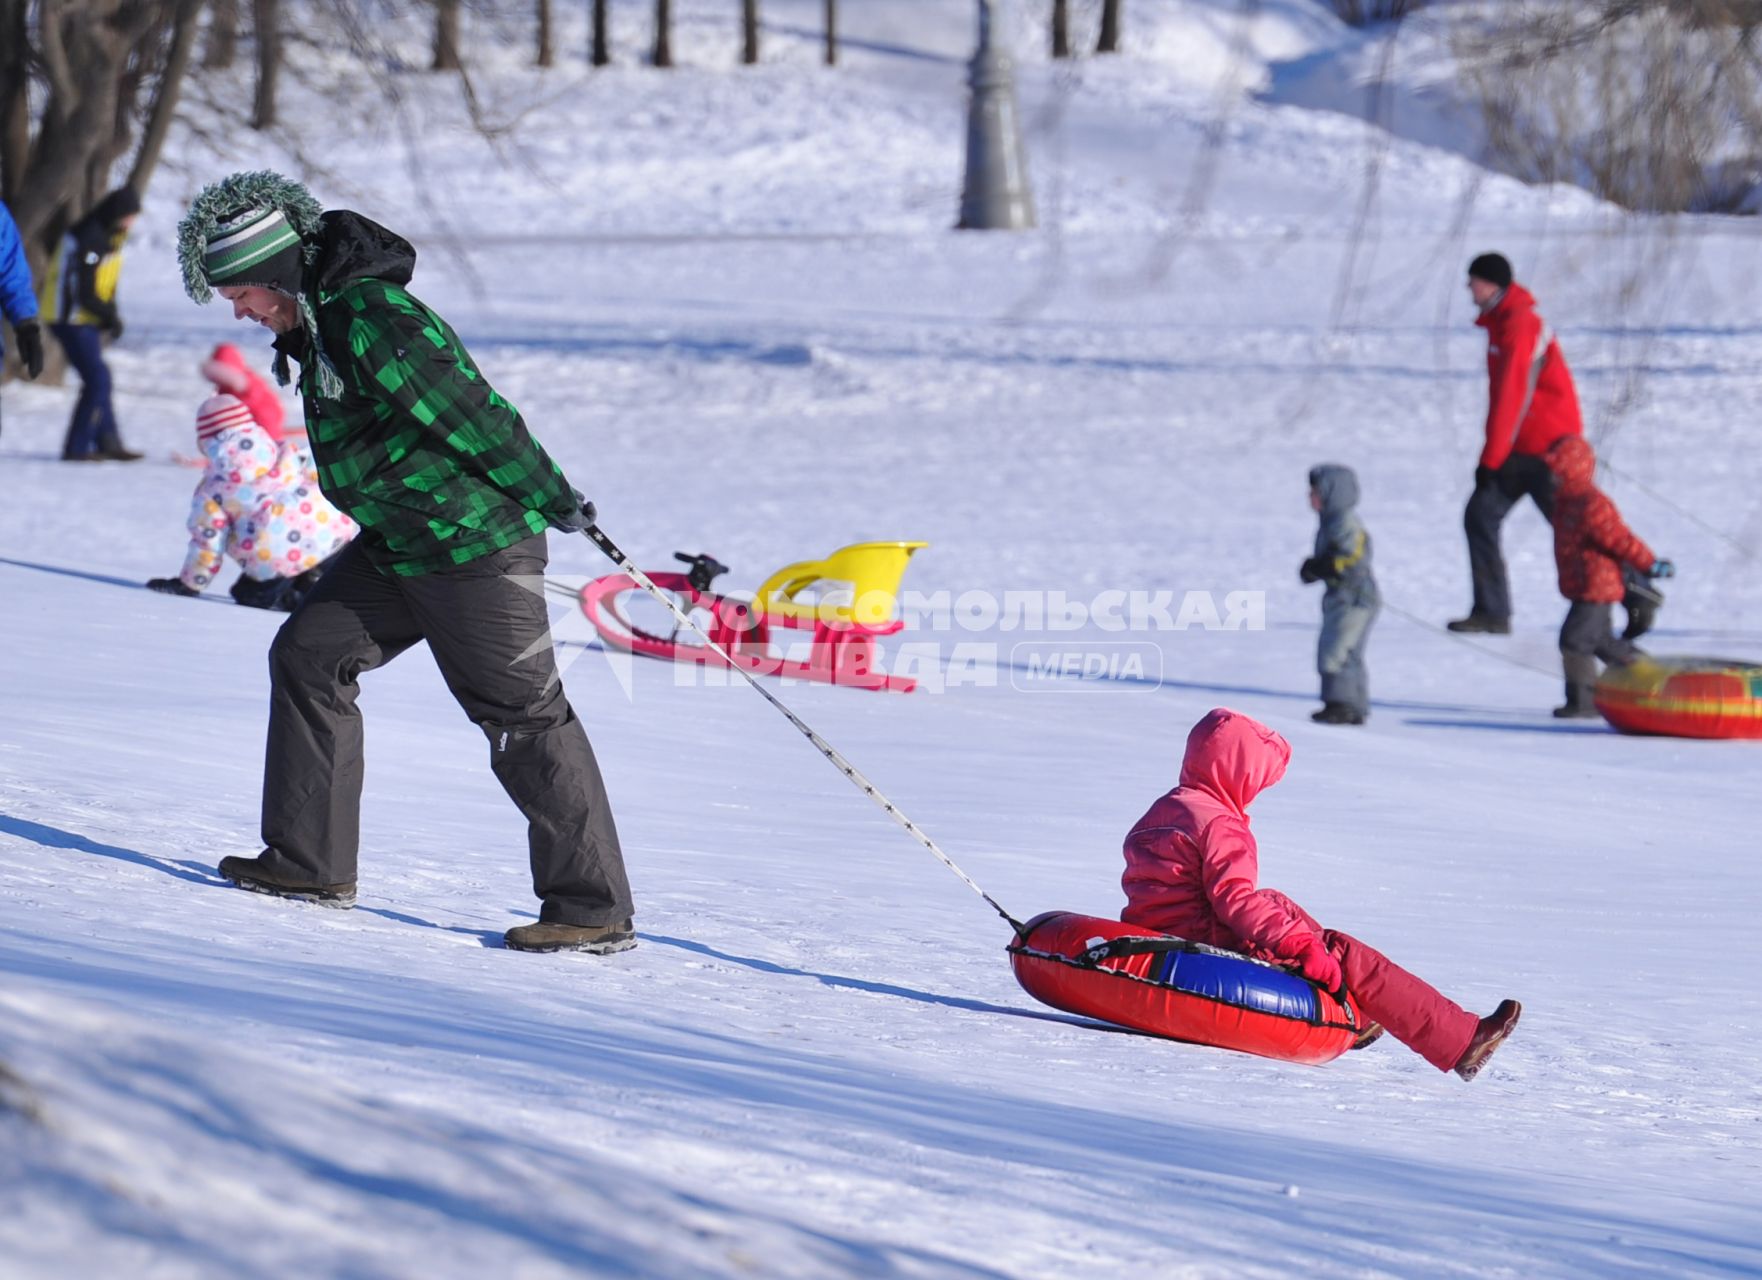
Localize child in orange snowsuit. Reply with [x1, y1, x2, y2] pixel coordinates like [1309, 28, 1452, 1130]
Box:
[1543, 437, 1672, 718]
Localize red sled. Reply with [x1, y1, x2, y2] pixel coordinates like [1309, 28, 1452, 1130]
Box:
[579, 542, 927, 693]
[1008, 911, 1364, 1066]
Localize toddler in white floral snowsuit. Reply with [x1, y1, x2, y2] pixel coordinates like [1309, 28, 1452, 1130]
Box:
[146, 347, 355, 609]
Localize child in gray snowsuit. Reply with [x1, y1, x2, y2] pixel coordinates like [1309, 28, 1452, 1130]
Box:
[1300, 464, 1380, 725]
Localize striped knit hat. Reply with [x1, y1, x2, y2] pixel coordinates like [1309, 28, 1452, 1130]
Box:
[196, 393, 255, 443]
[178, 171, 323, 303]
[177, 171, 341, 398]
[200, 206, 306, 296]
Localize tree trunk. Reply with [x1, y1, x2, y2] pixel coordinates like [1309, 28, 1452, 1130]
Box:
[204, 0, 239, 69]
[592, 0, 610, 65]
[252, 0, 281, 129]
[2, 1, 197, 383]
[1096, 0, 1121, 53]
[536, 0, 553, 67]
[130, 0, 202, 195]
[13, 4, 141, 239]
[824, 0, 837, 65]
[653, 0, 673, 67]
[0, 0, 29, 201]
[1051, 0, 1070, 58]
[433, 0, 462, 71]
[742, 0, 758, 64]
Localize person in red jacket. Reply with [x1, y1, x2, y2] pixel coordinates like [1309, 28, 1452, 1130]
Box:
[1449, 253, 1583, 635]
[1544, 436, 1673, 718]
[1121, 708, 1521, 1080]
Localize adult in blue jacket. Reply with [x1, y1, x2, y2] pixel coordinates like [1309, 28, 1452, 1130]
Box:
[0, 199, 45, 440]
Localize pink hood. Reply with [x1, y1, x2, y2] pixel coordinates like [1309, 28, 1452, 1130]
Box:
[1120, 709, 1309, 954]
[1176, 708, 1291, 816]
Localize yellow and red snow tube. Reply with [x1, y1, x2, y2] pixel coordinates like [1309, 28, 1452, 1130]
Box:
[1595, 656, 1762, 739]
[1008, 912, 1364, 1066]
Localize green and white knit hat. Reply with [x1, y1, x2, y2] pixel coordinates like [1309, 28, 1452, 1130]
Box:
[176, 171, 340, 397]
[177, 170, 323, 302]
[200, 206, 305, 294]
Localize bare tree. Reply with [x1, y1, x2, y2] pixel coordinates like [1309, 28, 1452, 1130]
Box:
[1051, 0, 1070, 58]
[825, 0, 837, 65]
[0, 0, 204, 378]
[1, 2, 199, 246]
[1460, 0, 1762, 211]
[742, 0, 759, 64]
[432, 0, 462, 70]
[0, 0, 29, 195]
[592, 0, 610, 65]
[205, 0, 239, 68]
[536, 0, 553, 67]
[1096, 0, 1121, 53]
[252, 0, 281, 128]
[654, 0, 673, 67]
[130, 0, 203, 191]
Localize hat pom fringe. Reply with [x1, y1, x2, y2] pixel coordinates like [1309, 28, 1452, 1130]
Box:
[178, 170, 324, 303]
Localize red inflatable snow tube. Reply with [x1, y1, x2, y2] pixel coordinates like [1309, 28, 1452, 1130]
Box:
[1008, 911, 1364, 1066]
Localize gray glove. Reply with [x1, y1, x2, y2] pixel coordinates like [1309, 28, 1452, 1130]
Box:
[551, 490, 597, 534]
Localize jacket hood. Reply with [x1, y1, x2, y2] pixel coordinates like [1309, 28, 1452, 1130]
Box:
[1476, 282, 1535, 329]
[1177, 708, 1290, 816]
[206, 343, 248, 380]
[1546, 435, 1597, 495]
[311, 210, 416, 296]
[1308, 463, 1360, 517]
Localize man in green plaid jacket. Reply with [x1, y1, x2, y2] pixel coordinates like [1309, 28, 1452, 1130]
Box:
[178, 171, 635, 954]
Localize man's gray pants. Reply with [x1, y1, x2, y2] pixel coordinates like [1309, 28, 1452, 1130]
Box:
[258, 535, 634, 926]
[1318, 595, 1378, 714]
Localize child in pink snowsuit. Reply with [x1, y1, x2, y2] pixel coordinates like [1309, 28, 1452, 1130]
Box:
[202, 342, 289, 442]
[1121, 708, 1520, 1079]
[145, 349, 354, 608]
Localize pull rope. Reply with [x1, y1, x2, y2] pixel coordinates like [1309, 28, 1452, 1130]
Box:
[578, 526, 1027, 937]
[1597, 459, 1759, 563]
[1380, 598, 1563, 679]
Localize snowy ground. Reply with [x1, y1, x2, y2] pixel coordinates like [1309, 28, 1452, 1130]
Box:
[2, 2, 1760, 1276]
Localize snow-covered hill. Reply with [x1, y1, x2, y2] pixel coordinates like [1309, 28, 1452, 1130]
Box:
[2, 2, 1759, 1275]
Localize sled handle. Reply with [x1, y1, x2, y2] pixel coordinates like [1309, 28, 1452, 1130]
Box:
[672, 551, 729, 595]
[1080, 936, 1194, 964]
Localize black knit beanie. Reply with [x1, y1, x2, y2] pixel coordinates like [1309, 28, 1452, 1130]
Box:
[1467, 253, 1513, 289]
[86, 187, 142, 231]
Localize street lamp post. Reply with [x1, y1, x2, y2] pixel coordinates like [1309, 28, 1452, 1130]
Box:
[957, 0, 1036, 230]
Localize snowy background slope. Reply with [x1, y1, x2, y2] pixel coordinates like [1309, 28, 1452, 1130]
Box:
[2, 2, 1760, 1276]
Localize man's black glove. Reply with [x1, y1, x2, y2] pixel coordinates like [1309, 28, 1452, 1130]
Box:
[13, 319, 43, 379]
[1474, 464, 1498, 489]
[103, 316, 124, 342]
[146, 577, 198, 597]
[551, 490, 597, 534]
[1299, 556, 1324, 584]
